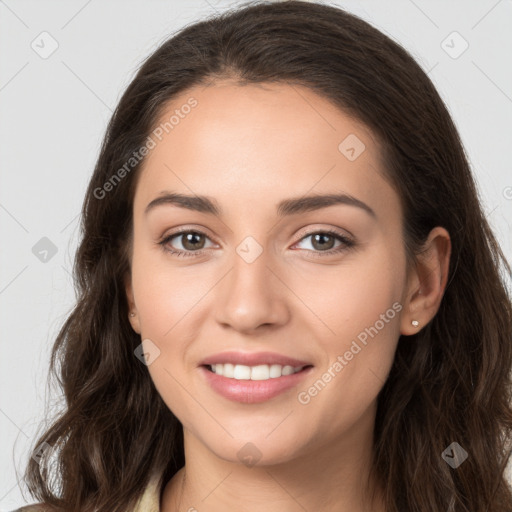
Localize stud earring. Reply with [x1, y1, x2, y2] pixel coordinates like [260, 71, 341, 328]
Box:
[129, 312, 136, 317]
[411, 320, 419, 327]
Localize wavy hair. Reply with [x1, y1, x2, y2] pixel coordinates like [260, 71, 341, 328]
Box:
[21, 1, 512, 511]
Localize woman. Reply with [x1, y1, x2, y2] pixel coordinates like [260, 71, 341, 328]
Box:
[18, 1, 512, 511]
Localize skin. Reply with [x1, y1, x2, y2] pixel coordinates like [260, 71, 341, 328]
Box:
[125, 81, 451, 512]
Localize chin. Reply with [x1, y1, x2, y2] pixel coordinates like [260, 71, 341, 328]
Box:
[197, 431, 308, 468]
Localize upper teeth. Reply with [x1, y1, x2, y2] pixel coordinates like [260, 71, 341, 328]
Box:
[210, 363, 305, 380]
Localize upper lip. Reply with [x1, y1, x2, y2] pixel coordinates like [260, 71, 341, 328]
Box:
[200, 351, 313, 368]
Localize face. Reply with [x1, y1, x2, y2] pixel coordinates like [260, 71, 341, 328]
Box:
[126, 81, 411, 466]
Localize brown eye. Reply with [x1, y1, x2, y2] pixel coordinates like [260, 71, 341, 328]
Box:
[158, 229, 216, 257]
[310, 233, 336, 251]
[179, 232, 206, 251]
[294, 230, 354, 255]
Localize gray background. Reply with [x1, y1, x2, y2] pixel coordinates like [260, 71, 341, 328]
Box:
[1, 0, 511, 508]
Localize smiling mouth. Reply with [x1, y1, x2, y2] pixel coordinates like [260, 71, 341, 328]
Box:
[204, 363, 313, 381]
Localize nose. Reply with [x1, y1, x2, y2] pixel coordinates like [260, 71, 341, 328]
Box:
[214, 245, 291, 334]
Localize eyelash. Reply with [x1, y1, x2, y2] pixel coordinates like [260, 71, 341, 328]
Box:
[157, 227, 355, 259]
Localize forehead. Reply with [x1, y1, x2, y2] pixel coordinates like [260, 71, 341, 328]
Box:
[133, 81, 398, 222]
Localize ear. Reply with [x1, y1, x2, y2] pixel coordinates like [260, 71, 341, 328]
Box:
[124, 272, 141, 335]
[400, 226, 451, 335]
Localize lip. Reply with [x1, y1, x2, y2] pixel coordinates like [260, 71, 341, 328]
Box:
[199, 350, 312, 368]
[200, 365, 314, 404]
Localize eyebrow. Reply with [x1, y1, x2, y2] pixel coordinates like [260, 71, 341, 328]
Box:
[144, 191, 376, 219]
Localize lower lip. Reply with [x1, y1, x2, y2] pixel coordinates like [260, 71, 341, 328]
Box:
[200, 365, 314, 404]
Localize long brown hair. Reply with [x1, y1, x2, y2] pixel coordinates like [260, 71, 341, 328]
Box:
[22, 1, 512, 510]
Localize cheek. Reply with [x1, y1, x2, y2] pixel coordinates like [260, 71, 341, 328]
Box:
[290, 247, 404, 342]
[132, 256, 204, 421]
[131, 246, 209, 337]
[294, 252, 404, 423]
[312, 276, 401, 383]
[130, 249, 213, 410]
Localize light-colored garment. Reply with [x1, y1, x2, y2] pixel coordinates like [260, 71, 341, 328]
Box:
[134, 471, 162, 512]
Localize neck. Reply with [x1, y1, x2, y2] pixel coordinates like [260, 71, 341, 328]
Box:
[161, 407, 386, 512]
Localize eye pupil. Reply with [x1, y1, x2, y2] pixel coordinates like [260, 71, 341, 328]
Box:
[312, 233, 335, 251]
[183, 232, 204, 250]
